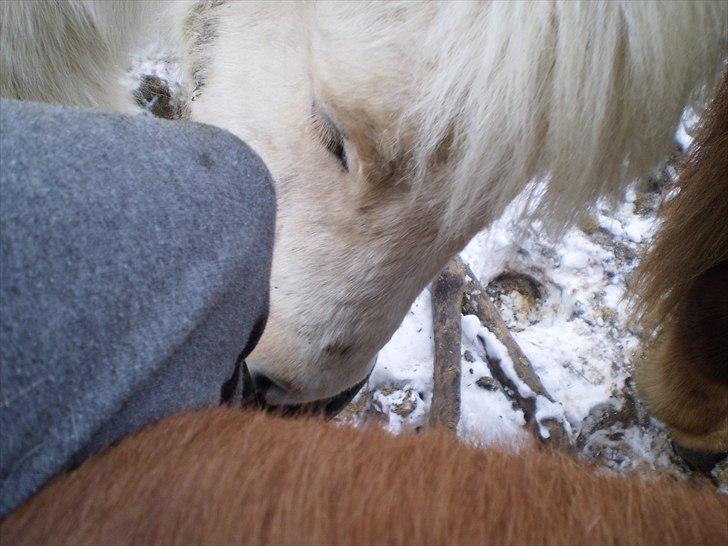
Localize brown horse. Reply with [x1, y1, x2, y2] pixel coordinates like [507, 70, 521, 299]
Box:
[633, 68, 728, 460]
[2, 407, 726, 546]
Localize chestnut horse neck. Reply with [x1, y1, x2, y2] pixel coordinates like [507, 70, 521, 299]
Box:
[3, 408, 726, 545]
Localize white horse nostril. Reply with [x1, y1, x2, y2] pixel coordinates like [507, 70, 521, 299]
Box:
[240, 363, 290, 407]
[251, 372, 290, 405]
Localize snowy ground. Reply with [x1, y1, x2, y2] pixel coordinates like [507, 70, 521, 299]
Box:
[129, 55, 709, 482]
[338, 159, 702, 479]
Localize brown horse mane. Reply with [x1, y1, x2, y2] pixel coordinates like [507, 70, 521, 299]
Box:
[632, 68, 728, 334]
[2, 408, 726, 545]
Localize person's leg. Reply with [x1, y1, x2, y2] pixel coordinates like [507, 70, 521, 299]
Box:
[0, 99, 275, 516]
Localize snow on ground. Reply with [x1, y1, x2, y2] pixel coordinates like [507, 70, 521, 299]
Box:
[339, 160, 699, 479]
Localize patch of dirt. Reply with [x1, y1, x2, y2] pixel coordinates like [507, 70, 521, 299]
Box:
[487, 271, 544, 308]
[133, 75, 185, 120]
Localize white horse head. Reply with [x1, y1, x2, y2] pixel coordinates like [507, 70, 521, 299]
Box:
[185, 1, 725, 409]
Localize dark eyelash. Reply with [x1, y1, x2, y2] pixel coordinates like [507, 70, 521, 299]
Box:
[312, 106, 348, 171]
[326, 134, 347, 171]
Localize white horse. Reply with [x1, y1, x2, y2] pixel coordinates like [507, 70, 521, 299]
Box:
[2, 1, 725, 417]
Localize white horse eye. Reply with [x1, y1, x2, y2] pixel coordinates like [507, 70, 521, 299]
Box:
[312, 103, 348, 171]
[326, 133, 347, 171]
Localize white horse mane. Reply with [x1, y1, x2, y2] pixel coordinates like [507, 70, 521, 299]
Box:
[312, 2, 725, 238]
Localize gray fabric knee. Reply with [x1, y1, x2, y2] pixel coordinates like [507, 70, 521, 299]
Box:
[0, 99, 275, 517]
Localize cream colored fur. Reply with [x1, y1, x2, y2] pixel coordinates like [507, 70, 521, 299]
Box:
[1, 1, 726, 406]
[0, 1, 188, 112]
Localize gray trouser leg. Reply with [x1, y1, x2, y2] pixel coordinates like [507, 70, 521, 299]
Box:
[0, 100, 275, 516]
